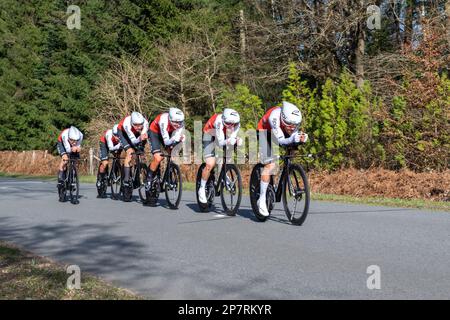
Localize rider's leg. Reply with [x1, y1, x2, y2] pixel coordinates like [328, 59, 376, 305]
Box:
[58, 154, 68, 183]
[117, 130, 133, 186]
[198, 157, 215, 203]
[259, 162, 276, 202]
[257, 130, 275, 216]
[198, 134, 215, 203]
[97, 142, 109, 186]
[147, 131, 163, 185]
[148, 152, 163, 182]
[123, 148, 133, 185]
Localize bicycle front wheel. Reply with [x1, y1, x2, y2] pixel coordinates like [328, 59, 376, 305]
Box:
[69, 167, 80, 205]
[164, 163, 182, 209]
[220, 164, 242, 216]
[282, 164, 310, 226]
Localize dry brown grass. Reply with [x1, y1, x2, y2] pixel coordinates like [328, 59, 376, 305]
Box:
[0, 150, 91, 176]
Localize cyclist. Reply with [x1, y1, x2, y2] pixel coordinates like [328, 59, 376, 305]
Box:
[256, 101, 308, 216]
[96, 124, 122, 191]
[117, 111, 149, 187]
[56, 126, 83, 187]
[147, 107, 185, 190]
[198, 108, 242, 204]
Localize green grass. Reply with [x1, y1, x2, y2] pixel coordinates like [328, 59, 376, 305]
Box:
[1, 172, 448, 211]
[311, 193, 449, 211]
[0, 241, 142, 300]
[0, 172, 96, 183]
[184, 180, 448, 211]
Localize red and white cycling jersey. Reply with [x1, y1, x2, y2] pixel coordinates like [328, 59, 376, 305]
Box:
[149, 113, 184, 146]
[58, 128, 83, 153]
[117, 115, 149, 146]
[100, 129, 121, 151]
[257, 107, 298, 145]
[203, 113, 240, 147]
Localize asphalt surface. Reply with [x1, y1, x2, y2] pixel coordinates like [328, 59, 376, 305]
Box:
[0, 177, 449, 299]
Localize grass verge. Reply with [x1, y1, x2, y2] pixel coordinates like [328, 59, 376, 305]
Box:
[0, 241, 142, 300]
[184, 181, 448, 211]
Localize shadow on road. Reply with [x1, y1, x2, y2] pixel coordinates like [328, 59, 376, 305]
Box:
[0, 216, 154, 288]
[0, 216, 272, 299]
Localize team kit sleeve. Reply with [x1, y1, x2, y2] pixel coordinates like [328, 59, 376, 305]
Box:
[159, 114, 182, 146]
[106, 130, 121, 151]
[269, 110, 292, 146]
[62, 130, 72, 153]
[124, 117, 142, 145]
[214, 116, 227, 147]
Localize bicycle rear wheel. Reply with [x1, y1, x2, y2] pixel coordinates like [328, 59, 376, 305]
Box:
[196, 163, 215, 212]
[220, 164, 242, 216]
[249, 164, 271, 222]
[122, 166, 133, 202]
[282, 164, 310, 226]
[97, 168, 108, 199]
[110, 161, 122, 200]
[164, 163, 182, 209]
[138, 163, 150, 204]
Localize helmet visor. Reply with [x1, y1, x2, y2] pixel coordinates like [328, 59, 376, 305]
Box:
[171, 120, 184, 129]
[68, 138, 79, 145]
[132, 123, 144, 131]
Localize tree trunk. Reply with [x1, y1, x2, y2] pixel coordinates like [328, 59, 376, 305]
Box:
[355, 3, 365, 89]
[446, 0, 450, 45]
[404, 1, 413, 46]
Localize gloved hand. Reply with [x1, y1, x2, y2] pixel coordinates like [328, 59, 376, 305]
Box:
[300, 132, 309, 143]
[290, 132, 301, 144]
[171, 134, 182, 144]
[227, 137, 237, 145]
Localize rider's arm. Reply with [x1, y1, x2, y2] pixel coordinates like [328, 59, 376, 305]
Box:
[124, 117, 141, 145]
[229, 123, 240, 140]
[62, 131, 72, 153]
[215, 119, 227, 147]
[269, 111, 293, 145]
[106, 131, 120, 151]
[170, 127, 183, 143]
[159, 114, 176, 146]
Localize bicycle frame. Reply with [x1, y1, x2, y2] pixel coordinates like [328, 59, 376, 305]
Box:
[107, 152, 123, 180]
[211, 146, 235, 196]
[64, 154, 79, 183]
[157, 147, 176, 189]
[271, 148, 296, 203]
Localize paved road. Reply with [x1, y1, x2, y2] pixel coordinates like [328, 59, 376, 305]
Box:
[0, 177, 449, 299]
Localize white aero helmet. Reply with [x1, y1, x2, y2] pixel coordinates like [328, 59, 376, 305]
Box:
[222, 108, 240, 126]
[131, 111, 145, 125]
[281, 101, 302, 126]
[68, 126, 82, 141]
[112, 124, 119, 136]
[168, 107, 185, 123]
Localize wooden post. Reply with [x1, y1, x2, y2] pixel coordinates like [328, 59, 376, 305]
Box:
[89, 148, 94, 175]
